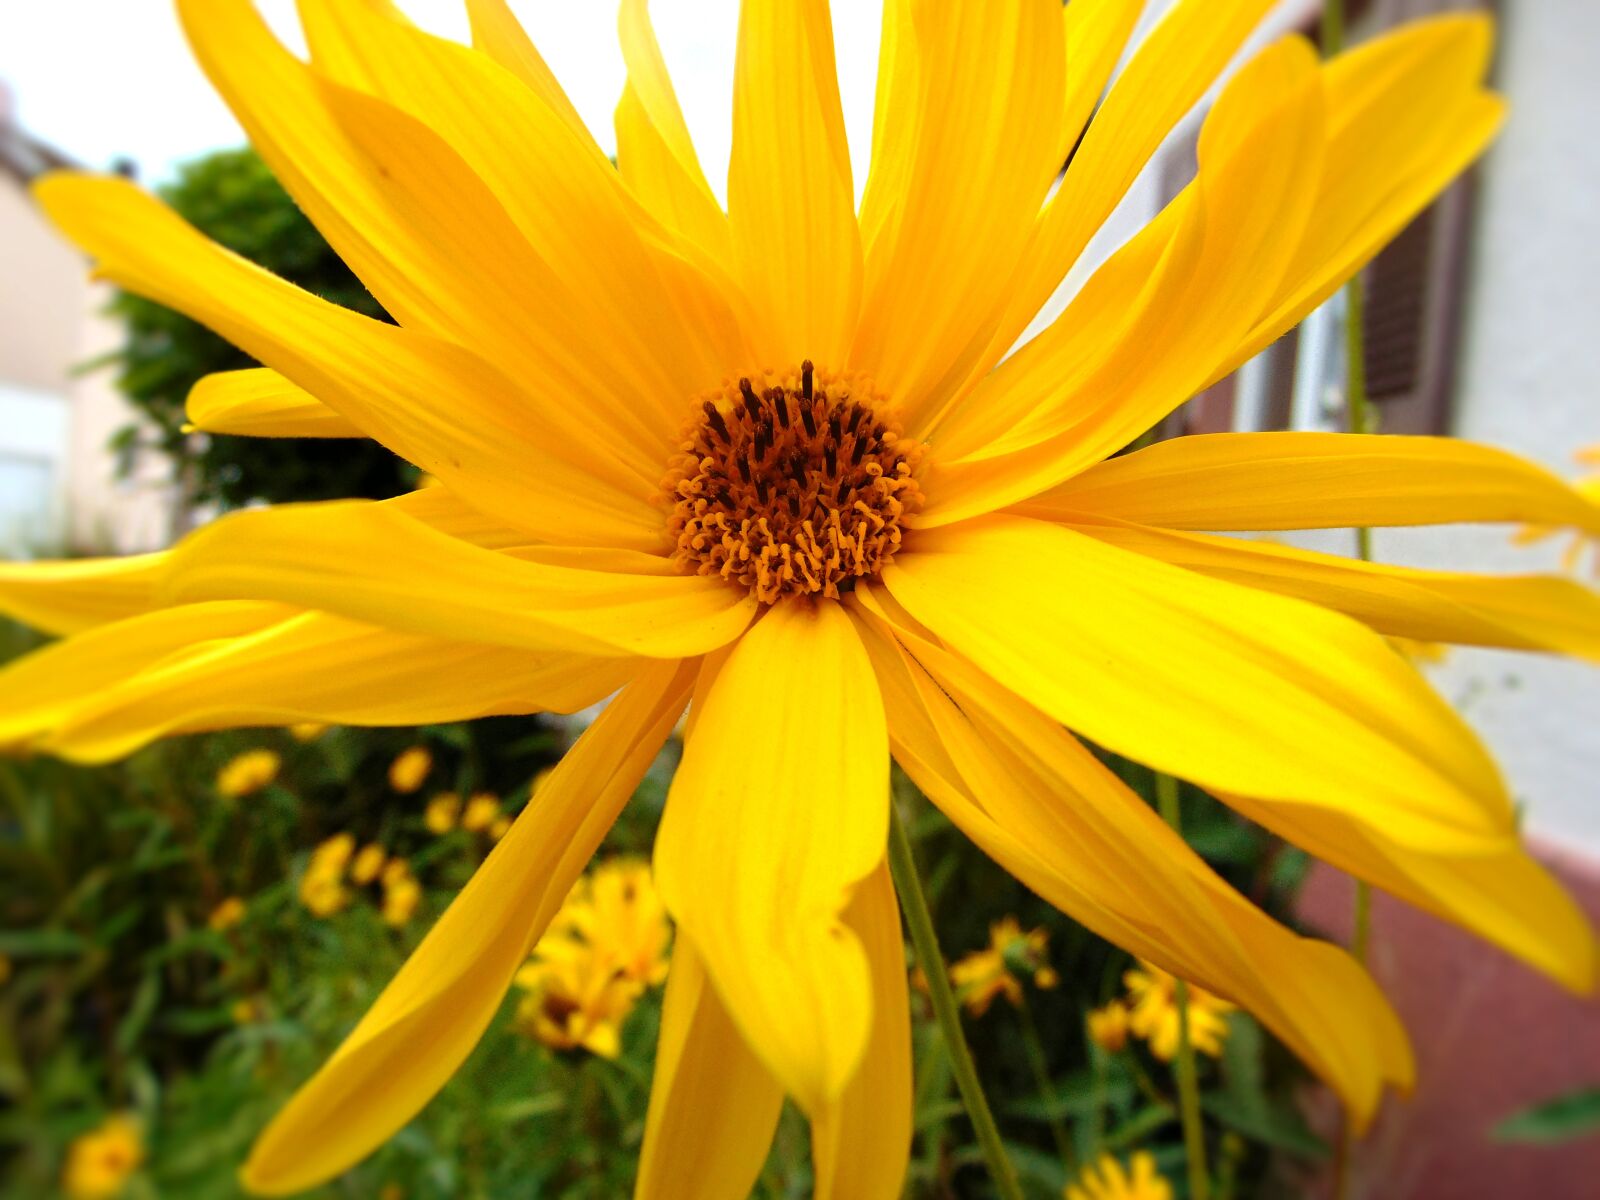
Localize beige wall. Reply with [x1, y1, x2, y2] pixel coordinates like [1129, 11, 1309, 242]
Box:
[0, 170, 175, 553]
[0, 172, 86, 392]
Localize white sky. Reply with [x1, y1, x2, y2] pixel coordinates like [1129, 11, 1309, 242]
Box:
[0, 1, 884, 194]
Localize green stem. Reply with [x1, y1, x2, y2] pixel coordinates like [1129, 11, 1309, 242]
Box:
[1089, 1047, 1108, 1159]
[1325, 5, 1375, 1197]
[1155, 773, 1210, 1200]
[1320, 0, 1346, 55]
[887, 802, 1024, 1200]
[1017, 989, 1076, 1171]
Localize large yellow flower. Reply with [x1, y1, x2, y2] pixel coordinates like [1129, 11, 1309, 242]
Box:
[3, 1, 1599, 1195]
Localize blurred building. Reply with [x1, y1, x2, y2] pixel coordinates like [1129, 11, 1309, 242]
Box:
[1085, 0, 1600, 862]
[0, 81, 175, 554]
[1093, 3, 1600, 1194]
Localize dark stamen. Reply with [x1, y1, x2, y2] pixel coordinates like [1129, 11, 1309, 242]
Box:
[789, 453, 808, 487]
[737, 456, 752, 484]
[739, 378, 763, 423]
[800, 401, 817, 438]
[824, 443, 837, 475]
[754, 476, 769, 505]
[845, 405, 865, 436]
[703, 401, 729, 443]
[801, 360, 814, 401]
[851, 436, 868, 465]
[774, 393, 789, 428]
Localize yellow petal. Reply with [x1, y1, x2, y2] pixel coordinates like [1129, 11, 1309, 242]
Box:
[1055, 0, 1147, 168]
[1226, 797, 1596, 995]
[634, 936, 784, 1200]
[615, 0, 730, 265]
[726, 0, 860, 367]
[0, 602, 289, 753]
[1019, 432, 1600, 535]
[243, 659, 695, 1195]
[1069, 519, 1600, 661]
[0, 552, 166, 636]
[290, 0, 743, 401]
[34, 172, 661, 550]
[811, 859, 912, 1200]
[0, 489, 524, 641]
[960, 0, 1278, 404]
[181, 0, 689, 474]
[383, 487, 534, 551]
[462, 0, 590, 142]
[654, 600, 887, 1111]
[187, 369, 362, 439]
[885, 516, 1514, 854]
[852, 1, 1065, 423]
[157, 501, 755, 660]
[923, 36, 1325, 519]
[38, 611, 635, 764]
[852, 598, 1411, 1126]
[1219, 16, 1502, 377]
[855, 0, 916, 266]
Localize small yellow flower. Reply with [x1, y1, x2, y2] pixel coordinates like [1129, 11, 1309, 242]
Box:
[512, 858, 672, 1057]
[949, 916, 1053, 1017]
[460, 792, 501, 833]
[488, 815, 512, 841]
[232, 995, 266, 1024]
[1513, 446, 1600, 574]
[1087, 1000, 1131, 1053]
[309, 832, 356, 875]
[380, 857, 413, 889]
[1034, 965, 1060, 990]
[62, 1114, 144, 1200]
[208, 896, 246, 932]
[350, 843, 388, 886]
[566, 859, 673, 988]
[381, 873, 423, 928]
[388, 746, 432, 794]
[512, 943, 639, 1060]
[1065, 1151, 1172, 1200]
[299, 834, 356, 918]
[216, 748, 280, 798]
[423, 792, 460, 835]
[300, 872, 350, 919]
[1123, 962, 1235, 1061]
[289, 721, 329, 742]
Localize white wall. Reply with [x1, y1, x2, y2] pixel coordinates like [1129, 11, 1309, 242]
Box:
[1047, 0, 1600, 854]
[1384, 0, 1600, 854]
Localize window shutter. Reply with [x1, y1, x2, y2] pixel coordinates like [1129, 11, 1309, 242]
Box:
[1355, 0, 1492, 434]
[1356, 181, 1476, 434]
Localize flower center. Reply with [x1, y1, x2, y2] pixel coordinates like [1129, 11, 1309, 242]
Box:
[661, 361, 924, 604]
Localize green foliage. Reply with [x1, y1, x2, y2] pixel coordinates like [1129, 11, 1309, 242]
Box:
[1493, 1087, 1600, 1146]
[106, 148, 412, 509]
[0, 628, 1330, 1198]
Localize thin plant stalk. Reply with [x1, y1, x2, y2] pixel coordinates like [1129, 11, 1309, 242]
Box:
[1016, 988, 1076, 1170]
[887, 801, 1024, 1200]
[1155, 772, 1210, 1200]
[1324, 2, 1377, 1195]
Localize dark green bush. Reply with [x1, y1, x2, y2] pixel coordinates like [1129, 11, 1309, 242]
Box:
[106, 148, 413, 509]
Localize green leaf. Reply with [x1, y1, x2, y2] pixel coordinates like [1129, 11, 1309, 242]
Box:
[1201, 1092, 1329, 1159]
[1493, 1087, 1600, 1145]
[115, 972, 163, 1056]
[0, 928, 88, 957]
